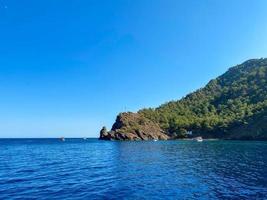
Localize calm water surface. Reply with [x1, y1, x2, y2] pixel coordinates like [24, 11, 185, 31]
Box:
[0, 139, 267, 200]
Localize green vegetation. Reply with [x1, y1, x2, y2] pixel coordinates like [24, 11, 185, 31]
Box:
[138, 58, 267, 140]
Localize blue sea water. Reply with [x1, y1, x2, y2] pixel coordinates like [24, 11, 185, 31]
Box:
[0, 139, 267, 200]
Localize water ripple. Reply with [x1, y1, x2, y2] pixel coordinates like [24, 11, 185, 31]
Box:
[0, 139, 266, 199]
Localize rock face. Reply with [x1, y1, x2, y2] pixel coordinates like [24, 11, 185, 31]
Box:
[99, 126, 109, 140]
[99, 112, 169, 141]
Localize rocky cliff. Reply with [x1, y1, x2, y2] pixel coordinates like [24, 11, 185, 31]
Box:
[99, 112, 169, 141]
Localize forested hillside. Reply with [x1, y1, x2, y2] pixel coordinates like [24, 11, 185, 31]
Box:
[100, 58, 267, 140]
[138, 58, 267, 139]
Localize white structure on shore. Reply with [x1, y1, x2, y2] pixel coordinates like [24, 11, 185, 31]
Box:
[186, 131, 193, 135]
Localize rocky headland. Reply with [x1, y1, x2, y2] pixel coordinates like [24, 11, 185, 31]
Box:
[100, 58, 267, 141]
[99, 112, 169, 141]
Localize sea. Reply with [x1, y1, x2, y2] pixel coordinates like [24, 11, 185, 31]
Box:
[0, 139, 266, 200]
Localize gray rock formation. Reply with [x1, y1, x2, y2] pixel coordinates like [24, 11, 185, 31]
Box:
[99, 112, 169, 141]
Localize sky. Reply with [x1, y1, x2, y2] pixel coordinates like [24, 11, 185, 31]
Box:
[0, 0, 267, 138]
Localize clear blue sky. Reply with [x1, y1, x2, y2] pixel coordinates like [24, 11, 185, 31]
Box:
[0, 0, 267, 138]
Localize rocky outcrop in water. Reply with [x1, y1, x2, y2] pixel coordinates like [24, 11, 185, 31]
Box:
[99, 112, 169, 141]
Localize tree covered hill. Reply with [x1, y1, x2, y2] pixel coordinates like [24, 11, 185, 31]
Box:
[139, 58, 267, 139]
[100, 58, 267, 140]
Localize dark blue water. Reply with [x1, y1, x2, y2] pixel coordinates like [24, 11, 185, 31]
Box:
[0, 139, 267, 200]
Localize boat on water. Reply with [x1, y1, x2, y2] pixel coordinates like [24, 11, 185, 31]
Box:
[195, 137, 203, 142]
[153, 139, 158, 142]
[60, 137, 65, 142]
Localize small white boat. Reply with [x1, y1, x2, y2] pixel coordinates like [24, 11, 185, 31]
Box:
[195, 137, 203, 142]
[83, 137, 87, 140]
[60, 137, 65, 142]
[153, 139, 158, 142]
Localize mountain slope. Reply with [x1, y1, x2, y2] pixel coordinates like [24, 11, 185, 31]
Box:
[100, 58, 267, 140]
